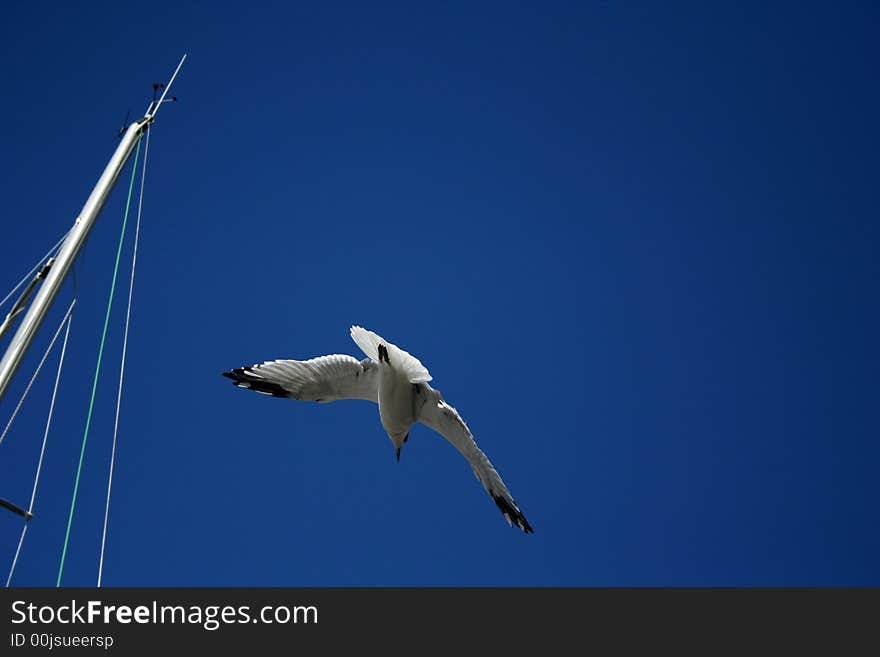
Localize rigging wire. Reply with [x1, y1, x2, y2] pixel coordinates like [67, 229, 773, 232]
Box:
[0, 229, 70, 312]
[5, 309, 74, 587]
[0, 299, 77, 449]
[97, 124, 151, 586]
[57, 135, 142, 587]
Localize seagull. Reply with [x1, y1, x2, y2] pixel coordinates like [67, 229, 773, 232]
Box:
[222, 326, 533, 533]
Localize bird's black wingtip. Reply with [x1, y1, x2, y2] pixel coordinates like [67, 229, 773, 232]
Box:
[492, 493, 534, 534]
[222, 366, 288, 398]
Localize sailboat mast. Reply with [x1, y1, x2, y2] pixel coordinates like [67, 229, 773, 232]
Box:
[0, 54, 186, 404]
[0, 121, 146, 403]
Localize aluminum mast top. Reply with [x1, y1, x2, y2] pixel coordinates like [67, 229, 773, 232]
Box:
[0, 54, 186, 404]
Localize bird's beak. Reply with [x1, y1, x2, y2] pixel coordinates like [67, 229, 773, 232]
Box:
[396, 446, 401, 462]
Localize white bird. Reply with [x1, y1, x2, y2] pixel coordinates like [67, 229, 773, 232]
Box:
[222, 326, 533, 533]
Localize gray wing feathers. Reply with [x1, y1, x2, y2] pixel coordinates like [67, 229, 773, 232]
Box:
[223, 355, 378, 403]
[415, 383, 533, 533]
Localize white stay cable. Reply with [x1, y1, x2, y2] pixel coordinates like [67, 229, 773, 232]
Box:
[97, 124, 151, 587]
[5, 307, 74, 587]
[0, 229, 71, 311]
[0, 299, 77, 448]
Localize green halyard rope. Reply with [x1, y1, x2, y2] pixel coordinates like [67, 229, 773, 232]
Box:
[57, 135, 142, 586]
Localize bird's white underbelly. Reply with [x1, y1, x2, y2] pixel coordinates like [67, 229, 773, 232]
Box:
[378, 365, 415, 435]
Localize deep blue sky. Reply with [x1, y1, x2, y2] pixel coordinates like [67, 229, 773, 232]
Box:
[0, 1, 877, 586]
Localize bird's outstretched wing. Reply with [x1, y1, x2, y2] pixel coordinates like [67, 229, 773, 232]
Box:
[222, 354, 379, 403]
[350, 325, 432, 383]
[414, 383, 533, 533]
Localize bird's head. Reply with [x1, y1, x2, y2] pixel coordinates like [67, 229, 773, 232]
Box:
[389, 431, 409, 462]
